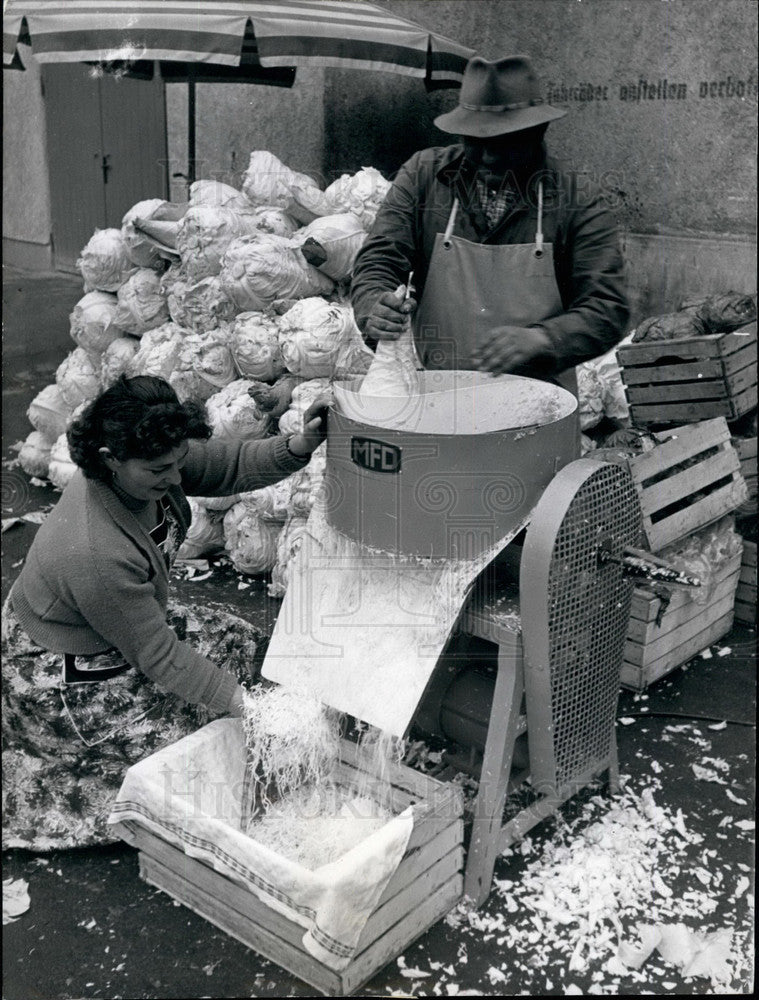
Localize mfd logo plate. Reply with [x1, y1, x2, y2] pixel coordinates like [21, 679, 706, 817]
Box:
[351, 436, 402, 473]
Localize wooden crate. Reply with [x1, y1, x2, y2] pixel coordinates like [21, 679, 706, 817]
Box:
[734, 540, 757, 626]
[621, 551, 742, 690]
[618, 321, 757, 426]
[113, 739, 464, 997]
[732, 436, 757, 515]
[595, 417, 747, 552]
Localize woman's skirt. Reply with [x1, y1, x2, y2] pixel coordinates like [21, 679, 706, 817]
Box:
[2, 599, 262, 852]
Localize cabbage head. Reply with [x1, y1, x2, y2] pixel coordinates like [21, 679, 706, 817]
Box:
[297, 213, 366, 281]
[77, 228, 136, 292]
[176, 498, 226, 560]
[122, 199, 169, 268]
[278, 298, 355, 378]
[223, 501, 281, 575]
[219, 234, 334, 312]
[241, 150, 332, 224]
[324, 167, 391, 229]
[176, 203, 264, 279]
[101, 336, 141, 387]
[205, 379, 272, 442]
[27, 384, 74, 444]
[69, 291, 123, 357]
[48, 432, 78, 490]
[56, 347, 102, 409]
[112, 268, 170, 336]
[229, 311, 286, 381]
[169, 329, 237, 403]
[165, 273, 237, 334]
[128, 322, 187, 379]
[18, 431, 53, 480]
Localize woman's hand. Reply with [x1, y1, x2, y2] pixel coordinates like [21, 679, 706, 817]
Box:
[363, 284, 416, 342]
[288, 401, 330, 457]
[248, 376, 297, 420]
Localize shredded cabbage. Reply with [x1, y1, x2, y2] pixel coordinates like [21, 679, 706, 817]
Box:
[223, 502, 281, 575]
[77, 228, 136, 292]
[111, 268, 170, 336]
[237, 478, 295, 523]
[27, 384, 74, 444]
[577, 363, 606, 431]
[205, 379, 272, 441]
[220, 234, 334, 312]
[69, 291, 123, 357]
[297, 213, 366, 281]
[324, 167, 391, 229]
[278, 297, 355, 378]
[18, 431, 53, 480]
[229, 311, 286, 382]
[268, 514, 309, 597]
[55, 348, 102, 409]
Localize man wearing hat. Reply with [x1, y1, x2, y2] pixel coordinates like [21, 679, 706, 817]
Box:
[350, 55, 629, 389]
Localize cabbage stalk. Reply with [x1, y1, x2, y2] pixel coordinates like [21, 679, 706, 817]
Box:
[297, 213, 367, 281]
[122, 199, 170, 268]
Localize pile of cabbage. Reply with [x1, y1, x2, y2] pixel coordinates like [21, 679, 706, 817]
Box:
[17, 148, 637, 588]
[19, 152, 382, 589]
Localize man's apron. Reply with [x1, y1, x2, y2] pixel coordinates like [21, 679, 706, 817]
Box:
[412, 182, 578, 396]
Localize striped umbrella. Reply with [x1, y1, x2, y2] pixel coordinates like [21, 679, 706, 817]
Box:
[3, 0, 474, 87]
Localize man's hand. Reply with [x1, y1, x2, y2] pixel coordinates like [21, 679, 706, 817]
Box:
[248, 376, 297, 420]
[364, 285, 417, 342]
[288, 401, 330, 457]
[472, 326, 554, 375]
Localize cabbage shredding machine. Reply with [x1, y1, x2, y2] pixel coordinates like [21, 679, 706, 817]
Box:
[264, 371, 696, 908]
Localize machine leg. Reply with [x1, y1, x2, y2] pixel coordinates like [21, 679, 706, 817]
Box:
[605, 734, 620, 794]
[463, 645, 525, 908]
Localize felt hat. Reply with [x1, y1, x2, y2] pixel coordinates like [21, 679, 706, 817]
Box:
[434, 54, 566, 137]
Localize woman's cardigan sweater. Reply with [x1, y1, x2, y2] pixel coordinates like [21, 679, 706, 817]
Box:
[10, 435, 308, 715]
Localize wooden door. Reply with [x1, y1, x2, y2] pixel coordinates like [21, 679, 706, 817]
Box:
[43, 65, 168, 271]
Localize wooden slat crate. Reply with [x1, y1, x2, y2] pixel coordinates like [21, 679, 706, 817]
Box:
[621, 551, 742, 691]
[734, 540, 757, 626]
[618, 320, 757, 426]
[594, 417, 747, 552]
[732, 436, 758, 515]
[113, 739, 464, 997]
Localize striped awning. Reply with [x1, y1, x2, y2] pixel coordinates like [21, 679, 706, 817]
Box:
[3, 0, 474, 87]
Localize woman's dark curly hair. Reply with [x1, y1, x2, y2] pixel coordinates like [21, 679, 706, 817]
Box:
[67, 375, 212, 481]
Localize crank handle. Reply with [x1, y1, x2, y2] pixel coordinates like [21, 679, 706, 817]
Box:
[598, 543, 703, 590]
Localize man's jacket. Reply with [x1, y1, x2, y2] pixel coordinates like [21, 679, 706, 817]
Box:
[350, 144, 629, 373]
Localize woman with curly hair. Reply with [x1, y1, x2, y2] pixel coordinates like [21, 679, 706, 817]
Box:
[3, 374, 326, 850]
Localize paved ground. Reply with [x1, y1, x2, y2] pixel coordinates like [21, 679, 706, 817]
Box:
[2, 266, 756, 997]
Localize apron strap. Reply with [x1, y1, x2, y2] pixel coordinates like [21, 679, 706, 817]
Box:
[535, 181, 544, 257]
[443, 199, 459, 247]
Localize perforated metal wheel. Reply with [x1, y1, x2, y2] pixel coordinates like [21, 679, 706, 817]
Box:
[519, 460, 643, 793]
